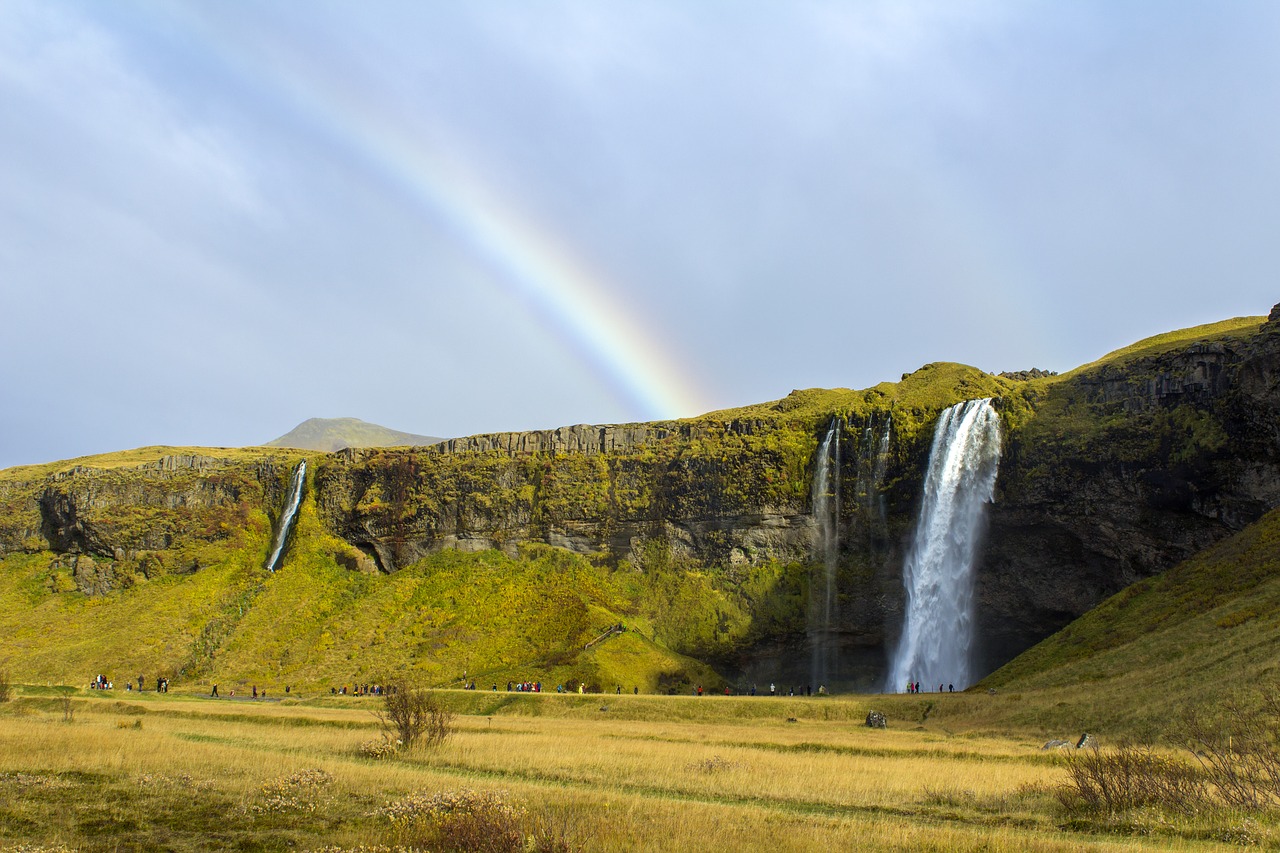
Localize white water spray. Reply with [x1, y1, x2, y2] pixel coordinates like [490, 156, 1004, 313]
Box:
[265, 460, 306, 572]
[808, 421, 840, 688]
[887, 399, 1001, 691]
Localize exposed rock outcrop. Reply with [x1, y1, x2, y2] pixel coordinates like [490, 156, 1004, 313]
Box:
[4, 311, 1280, 688]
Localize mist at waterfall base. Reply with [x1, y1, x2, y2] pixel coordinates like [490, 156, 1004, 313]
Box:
[265, 461, 307, 572]
[887, 399, 1002, 692]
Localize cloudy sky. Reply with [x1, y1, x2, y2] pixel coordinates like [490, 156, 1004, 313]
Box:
[2, 1, 1277, 468]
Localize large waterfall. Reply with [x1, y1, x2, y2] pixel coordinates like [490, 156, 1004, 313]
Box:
[808, 421, 840, 689]
[265, 460, 306, 573]
[887, 399, 1001, 691]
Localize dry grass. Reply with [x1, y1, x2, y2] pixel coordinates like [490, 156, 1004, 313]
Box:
[0, 688, 1258, 852]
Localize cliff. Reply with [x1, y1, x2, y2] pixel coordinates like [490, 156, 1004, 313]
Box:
[976, 314, 1280, 675]
[1, 310, 1277, 690]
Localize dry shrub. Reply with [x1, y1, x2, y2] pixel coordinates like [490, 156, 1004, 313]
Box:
[1059, 741, 1205, 814]
[242, 768, 333, 816]
[377, 789, 524, 853]
[376, 683, 452, 750]
[359, 736, 401, 759]
[1179, 690, 1280, 811]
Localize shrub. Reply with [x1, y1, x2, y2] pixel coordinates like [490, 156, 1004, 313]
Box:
[376, 682, 452, 750]
[359, 737, 401, 759]
[1059, 740, 1204, 814]
[242, 768, 333, 816]
[1179, 690, 1280, 811]
[378, 789, 524, 853]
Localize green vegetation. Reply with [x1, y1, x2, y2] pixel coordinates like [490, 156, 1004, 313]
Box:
[1059, 315, 1264, 379]
[979, 505, 1280, 737]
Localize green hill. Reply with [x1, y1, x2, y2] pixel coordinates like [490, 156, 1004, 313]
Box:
[265, 417, 444, 451]
[975, 504, 1280, 737]
[2, 307, 1279, 702]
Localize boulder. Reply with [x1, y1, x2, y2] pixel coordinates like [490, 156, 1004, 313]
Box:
[1042, 739, 1072, 750]
[865, 710, 887, 729]
[1076, 733, 1097, 750]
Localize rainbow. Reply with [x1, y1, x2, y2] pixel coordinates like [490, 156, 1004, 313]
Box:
[188, 12, 712, 422]
[358, 121, 711, 421]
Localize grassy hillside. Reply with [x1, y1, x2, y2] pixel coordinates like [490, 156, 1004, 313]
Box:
[976, 504, 1280, 737]
[1058, 315, 1265, 379]
[0, 479, 786, 693]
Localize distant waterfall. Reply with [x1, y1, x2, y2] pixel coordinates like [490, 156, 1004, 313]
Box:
[857, 414, 893, 528]
[265, 460, 306, 572]
[808, 421, 840, 689]
[887, 400, 1001, 691]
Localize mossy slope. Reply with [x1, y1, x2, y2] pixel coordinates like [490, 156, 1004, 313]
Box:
[978, 503, 1280, 735]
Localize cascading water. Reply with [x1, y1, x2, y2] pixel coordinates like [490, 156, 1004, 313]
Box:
[887, 399, 1001, 691]
[264, 460, 306, 572]
[856, 414, 893, 529]
[872, 415, 892, 527]
[808, 421, 840, 689]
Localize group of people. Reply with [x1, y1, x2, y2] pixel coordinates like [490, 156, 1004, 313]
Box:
[743, 683, 828, 697]
[90, 674, 169, 692]
[328, 684, 386, 696]
[210, 684, 293, 698]
[507, 681, 541, 692]
[905, 681, 955, 693]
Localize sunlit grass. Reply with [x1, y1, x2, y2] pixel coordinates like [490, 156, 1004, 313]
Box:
[0, 687, 1261, 851]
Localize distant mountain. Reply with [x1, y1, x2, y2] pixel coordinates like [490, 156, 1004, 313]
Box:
[263, 418, 445, 452]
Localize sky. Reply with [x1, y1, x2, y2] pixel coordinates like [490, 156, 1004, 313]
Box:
[2, 1, 1278, 469]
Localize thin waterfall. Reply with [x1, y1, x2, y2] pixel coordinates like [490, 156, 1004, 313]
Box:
[872, 414, 892, 527]
[887, 399, 1001, 691]
[857, 414, 893, 529]
[808, 420, 840, 689]
[265, 460, 306, 572]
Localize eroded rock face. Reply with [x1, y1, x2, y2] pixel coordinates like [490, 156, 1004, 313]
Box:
[2, 454, 299, 595]
[312, 424, 824, 574]
[974, 315, 1280, 675]
[5, 313, 1280, 685]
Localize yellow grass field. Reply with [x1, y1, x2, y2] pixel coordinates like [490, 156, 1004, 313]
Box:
[0, 686, 1264, 852]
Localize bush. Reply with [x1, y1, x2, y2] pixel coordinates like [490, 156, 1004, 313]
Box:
[241, 768, 333, 817]
[378, 789, 524, 853]
[1179, 690, 1280, 811]
[376, 682, 452, 750]
[359, 737, 401, 759]
[1059, 740, 1204, 814]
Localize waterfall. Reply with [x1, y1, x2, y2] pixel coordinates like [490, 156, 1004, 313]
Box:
[808, 421, 840, 689]
[873, 414, 892, 526]
[265, 460, 306, 572]
[887, 399, 1001, 691]
[857, 414, 893, 529]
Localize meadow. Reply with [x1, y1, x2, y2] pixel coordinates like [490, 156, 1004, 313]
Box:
[0, 685, 1267, 852]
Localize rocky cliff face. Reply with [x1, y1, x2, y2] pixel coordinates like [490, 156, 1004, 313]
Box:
[312, 419, 822, 574]
[4, 313, 1279, 687]
[0, 453, 301, 592]
[975, 315, 1280, 675]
